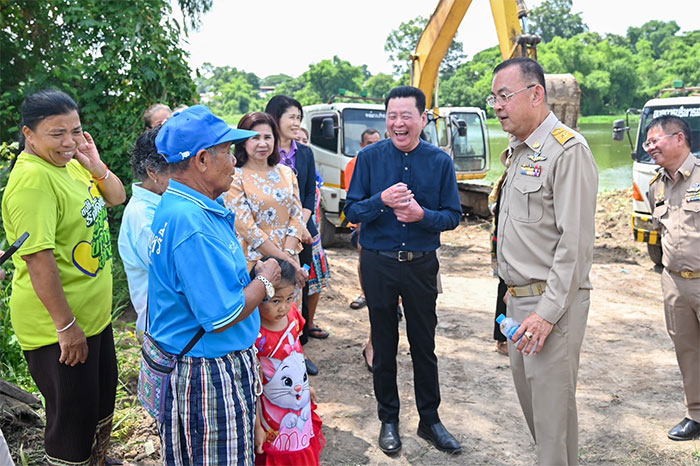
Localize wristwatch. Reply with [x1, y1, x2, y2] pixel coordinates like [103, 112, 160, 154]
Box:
[254, 275, 275, 301]
[284, 248, 298, 256]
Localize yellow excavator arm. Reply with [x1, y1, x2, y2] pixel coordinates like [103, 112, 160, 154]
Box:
[410, 0, 474, 110]
[410, 0, 579, 128]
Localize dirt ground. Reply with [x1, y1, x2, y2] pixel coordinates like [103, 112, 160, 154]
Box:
[5, 189, 700, 465]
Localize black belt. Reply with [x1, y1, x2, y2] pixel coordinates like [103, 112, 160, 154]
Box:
[367, 249, 434, 262]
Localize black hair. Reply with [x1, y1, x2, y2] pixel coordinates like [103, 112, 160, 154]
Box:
[264, 95, 304, 125]
[360, 127, 381, 144]
[19, 89, 79, 151]
[168, 157, 191, 175]
[251, 256, 298, 288]
[234, 112, 281, 167]
[646, 115, 692, 149]
[385, 86, 426, 114]
[143, 103, 172, 128]
[130, 126, 168, 181]
[493, 57, 547, 96]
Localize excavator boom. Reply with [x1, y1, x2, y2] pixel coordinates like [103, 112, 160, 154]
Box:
[410, 0, 474, 110]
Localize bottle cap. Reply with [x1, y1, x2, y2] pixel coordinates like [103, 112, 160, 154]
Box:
[496, 314, 505, 324]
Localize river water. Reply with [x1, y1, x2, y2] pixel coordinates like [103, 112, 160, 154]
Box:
[484, 121, 640, 191]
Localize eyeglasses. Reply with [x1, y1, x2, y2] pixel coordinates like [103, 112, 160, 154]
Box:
[642, 132, 680, 151]
[486, 84, 536, 108]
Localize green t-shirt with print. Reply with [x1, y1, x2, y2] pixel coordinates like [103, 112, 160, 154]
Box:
[2, 152, 113, 350]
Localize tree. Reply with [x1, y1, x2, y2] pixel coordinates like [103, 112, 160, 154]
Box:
[627, 20, 681, 59]
[196, 64, 264, 120]
[0, 0, 209, 189]
[384, 16, 465, 79]
[297, 56, 365, 104]
[528, 0, 588, 43]
[440, 46, 501, 111]
[364, 73, 397, 100]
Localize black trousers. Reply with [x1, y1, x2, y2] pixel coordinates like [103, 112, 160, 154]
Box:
[24, 324, 118, 463]
[493, 277, 508, 342]
[361, 249, 441, 425]
[299, 242, 313, 345]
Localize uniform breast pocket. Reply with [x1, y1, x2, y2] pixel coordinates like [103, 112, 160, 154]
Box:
[681, 200, 700, 230]
[509, 179, 544, 223]
[652, 203, 669, 229]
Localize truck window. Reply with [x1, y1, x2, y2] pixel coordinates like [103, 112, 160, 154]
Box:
[310, 114, 338, 153]
[342, 108, 387, 157]
[451, 112, 487, 172]
[635, 104, 700, 163]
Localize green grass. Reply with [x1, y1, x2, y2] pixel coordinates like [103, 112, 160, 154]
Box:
[578, 114, 641, 124]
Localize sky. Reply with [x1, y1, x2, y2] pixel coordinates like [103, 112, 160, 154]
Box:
[180, 0, 699, 79]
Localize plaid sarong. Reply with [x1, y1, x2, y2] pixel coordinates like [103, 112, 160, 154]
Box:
[158, 346, 258, 465]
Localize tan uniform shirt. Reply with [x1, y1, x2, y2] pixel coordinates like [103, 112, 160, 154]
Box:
[648, 153, 700, 272]
[497, 112, 598, 324]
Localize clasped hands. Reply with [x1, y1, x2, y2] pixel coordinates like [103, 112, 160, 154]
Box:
[381, 182, 424, 223]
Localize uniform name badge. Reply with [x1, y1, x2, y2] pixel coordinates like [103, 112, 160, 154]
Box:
[686, 182, 700, 202]
[520, 163, 541, 177]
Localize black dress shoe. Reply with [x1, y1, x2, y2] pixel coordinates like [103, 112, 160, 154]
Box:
[417, 421, 462, 454]
[668, 417, 700, 441]
[378, 422, 402, 454]
[305, 358, 319, 376]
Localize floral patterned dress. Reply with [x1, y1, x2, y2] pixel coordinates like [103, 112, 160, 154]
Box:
[223, 164, 304, 269]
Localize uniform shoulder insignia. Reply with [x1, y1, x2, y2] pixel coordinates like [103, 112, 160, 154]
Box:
[551, 127, 575, 146]
[649, 169, 664, 186]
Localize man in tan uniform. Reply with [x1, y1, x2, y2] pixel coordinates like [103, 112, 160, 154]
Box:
[491, 57, 598, 465]
[646, 115, 700, 441]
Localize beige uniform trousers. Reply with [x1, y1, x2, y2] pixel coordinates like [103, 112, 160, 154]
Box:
[661, 269, 700, 422]
[508, 289, 590, 466]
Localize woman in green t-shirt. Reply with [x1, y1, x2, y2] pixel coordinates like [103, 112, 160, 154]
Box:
[1, 89, 126, 464]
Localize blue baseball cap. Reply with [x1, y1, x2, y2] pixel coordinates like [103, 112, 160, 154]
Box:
[155, 105, 257, 163]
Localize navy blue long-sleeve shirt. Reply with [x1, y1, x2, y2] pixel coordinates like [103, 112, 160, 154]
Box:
[344, 138, 461, 252]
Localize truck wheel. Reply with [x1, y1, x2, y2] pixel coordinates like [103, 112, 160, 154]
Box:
[319, 209, 336, 248]
[647, 243, 663, 267]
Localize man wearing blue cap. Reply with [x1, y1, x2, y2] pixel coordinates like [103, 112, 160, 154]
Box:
[146, 105, 281, 464]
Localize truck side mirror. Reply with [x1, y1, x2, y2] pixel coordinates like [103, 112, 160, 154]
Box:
[612, 119, 627, 141]
[321, 117, 335, 139]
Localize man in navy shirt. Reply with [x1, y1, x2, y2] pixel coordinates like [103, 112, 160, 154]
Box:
[345, 86, 462, 455]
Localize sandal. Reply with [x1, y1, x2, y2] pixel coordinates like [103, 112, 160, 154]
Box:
[362, 348, 373, 373]
[350, 295, 367, 309]
[308, 326, 329, 339]
[496, 341, 509, 356]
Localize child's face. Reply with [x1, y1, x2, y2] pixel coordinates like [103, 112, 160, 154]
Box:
[259, 283, 296, 323]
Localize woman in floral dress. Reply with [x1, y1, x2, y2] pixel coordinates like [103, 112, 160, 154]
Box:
[224, 112, 307, 286]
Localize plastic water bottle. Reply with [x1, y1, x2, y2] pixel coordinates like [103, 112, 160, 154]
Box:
[496, 314, 538, 352]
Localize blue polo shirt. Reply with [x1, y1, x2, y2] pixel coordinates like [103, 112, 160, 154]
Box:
[148, 180, 260, 358]
[344, 139, 461, 252]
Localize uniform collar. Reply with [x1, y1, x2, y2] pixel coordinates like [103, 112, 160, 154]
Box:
[675, 152, 696, 180]
[509, 112, 557, 153]
[524, 112, 558, 152]
[165, 179, 229, 217]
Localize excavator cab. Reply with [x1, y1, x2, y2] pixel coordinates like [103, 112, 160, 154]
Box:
[423, 107, 490, 181]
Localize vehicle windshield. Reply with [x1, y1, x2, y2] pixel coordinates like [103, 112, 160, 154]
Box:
[450, 112, 488, 172]
[636, 104, 700, 163]
[342, 108, 387, 156]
